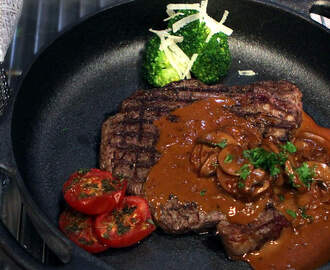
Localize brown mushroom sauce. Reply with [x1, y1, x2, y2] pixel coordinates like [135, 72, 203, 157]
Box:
[144, 97, 330, 270]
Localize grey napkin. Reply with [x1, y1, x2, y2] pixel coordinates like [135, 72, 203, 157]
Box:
[0, 0, 23, 62]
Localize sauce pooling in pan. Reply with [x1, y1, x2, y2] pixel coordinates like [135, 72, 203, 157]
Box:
[145, 98, 330, 270]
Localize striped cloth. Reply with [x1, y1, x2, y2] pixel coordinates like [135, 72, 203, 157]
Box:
[0, 0, 23, 62]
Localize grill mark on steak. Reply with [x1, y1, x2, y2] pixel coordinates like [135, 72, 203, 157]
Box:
[99, 79, 300, 253]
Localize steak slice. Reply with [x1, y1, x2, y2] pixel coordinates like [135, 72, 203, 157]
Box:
[100, 79, 302, 195]
[156, 195, 228, 234]
[216, 205, 290, 257]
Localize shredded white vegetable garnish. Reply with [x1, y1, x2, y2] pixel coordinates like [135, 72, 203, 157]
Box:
[219, 10, 229, 25]
[166, 3, 201, 16]
[149, 29, 184, 42]
[149, 1, 233, 81]
[238, 70, 258, 76]
[172, 13, 200, 33]
[163, 12, 184, 21]
[149, 29, 197, 80]
[166, 0, 233, 37]
[183, 53, 198, 79]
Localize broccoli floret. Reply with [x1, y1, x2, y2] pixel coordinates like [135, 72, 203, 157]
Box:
[168, 10, 231, 84]
[167, 10, 210, 58]
[143, 36, 180, 87]
[191, 32, 231, 84]
[143, 8, 232, 87]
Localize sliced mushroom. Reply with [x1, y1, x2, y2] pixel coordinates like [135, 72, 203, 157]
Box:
[293, 132, 330, 165]
[191, 144, 202, 170]
[242, 169, 270, 197]
[191, 144, 217, 171]
[216, 167, 239, 196]
[297, 132, 330, 147]
[200, 153, 218, 177]
[221, 125, 262, 149]
[217, 144, 247, 176]
[305, 161, 330, 183]
[197, 130, 238, 147]
[284, 160, 307, 192]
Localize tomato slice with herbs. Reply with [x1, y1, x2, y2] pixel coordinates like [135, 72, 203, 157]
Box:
[63, 168, 127, 215]
[59, 208, 109, 253]
[94, 196, 156, 248]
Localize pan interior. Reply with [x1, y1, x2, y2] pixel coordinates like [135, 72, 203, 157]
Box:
[11, 0, 329, 269]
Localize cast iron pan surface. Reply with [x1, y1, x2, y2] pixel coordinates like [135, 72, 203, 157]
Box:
[4, 0, 330, 269]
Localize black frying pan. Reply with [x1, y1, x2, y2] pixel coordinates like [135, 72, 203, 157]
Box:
[0, 0, 329, 269]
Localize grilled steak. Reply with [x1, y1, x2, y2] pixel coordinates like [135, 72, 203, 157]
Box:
[216, 205, 290, 257]
[100, 79, 302, 195]
[99, 79, 301, 255]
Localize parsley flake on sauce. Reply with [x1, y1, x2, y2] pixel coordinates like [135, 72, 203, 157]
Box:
[278, 194, 285, 202]
[243, 147, 285, 177]
[200, 189, 207, 196]
[282, 141, 297, 153]
[237, 181, 245, 189]
[213, 139, 227, 149]
[224, 154, 233, 163]
[286, 209, 297, 219]
[238, 164, 251, 180]
[287, 172, 301, 189]
[296, 162, 315, 189]
[299, 207, 313, 221]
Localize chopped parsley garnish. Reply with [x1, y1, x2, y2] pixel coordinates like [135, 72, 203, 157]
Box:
[72, 177, 80, 184]
[78, 238, 94, 246]
[115, 174, 125, 180]
[213, 139, 227, 149]
[65, 177, 80, 191]
[286, 209, 297, 219]
[101, 179, 115, 192]
[270, 166, 281, 177]
[238, 164, 251, 180]
[299, 207, 313, 221]
[79, 192, 92, 199]
[277, 152, 288, 166]
[77, 168, 90, 175]
[200, 189, 207, 196]
[117, 223, 130, 235]
[243, 147, 285, 177]
[282, 141, 297, 153]
[278, 194, 285, 202]
[224, 154, 233, 163]
[296, 162, 315, 189]
[65, 223, 82, 233]
[102, 232, 110, 239]
[287, 172, 300, 188]
[122, 205, 137, 215]
[237, 181, 245, 189]
[83, 183, 98, 189]
[212, 162, 219, 168]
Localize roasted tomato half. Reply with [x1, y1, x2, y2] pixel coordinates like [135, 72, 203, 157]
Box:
[94, 196, 156, 248]
[63, 168, 127, 215]
[59, 208, 109, 253]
